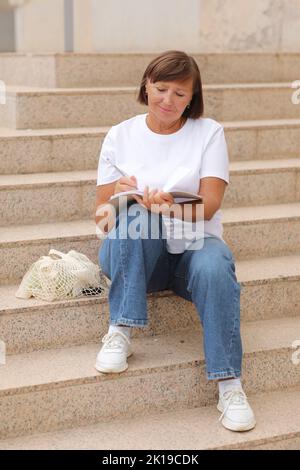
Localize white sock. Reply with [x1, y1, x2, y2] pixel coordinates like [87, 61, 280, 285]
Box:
[218, 378, 242, 395]
[108, 324, 131, 339]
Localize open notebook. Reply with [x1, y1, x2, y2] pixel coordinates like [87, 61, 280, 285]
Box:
[108, 165, 203, 212]
[109, 189, 202, 207]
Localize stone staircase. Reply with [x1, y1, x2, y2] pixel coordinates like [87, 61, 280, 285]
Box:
[0, 52, 299, 450]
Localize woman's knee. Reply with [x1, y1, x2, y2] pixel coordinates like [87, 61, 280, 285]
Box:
[189, 240, 236, 281]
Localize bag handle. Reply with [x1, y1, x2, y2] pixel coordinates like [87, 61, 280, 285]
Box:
[48, 249, 66, 259]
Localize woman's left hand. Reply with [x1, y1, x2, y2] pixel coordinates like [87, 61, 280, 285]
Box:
[133, 186, 175, 215]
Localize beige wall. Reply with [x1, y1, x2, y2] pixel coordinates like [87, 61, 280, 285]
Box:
[198, 0, 300, 52]
[14, 0, 65, 53]
[87, 0, 201, 53]
[10, 0, 300, 54]
[75, 0, 300, 53]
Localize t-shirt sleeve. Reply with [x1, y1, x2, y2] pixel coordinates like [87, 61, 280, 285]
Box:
[97, 128, 121, 186]
[199, 125, 229, 184]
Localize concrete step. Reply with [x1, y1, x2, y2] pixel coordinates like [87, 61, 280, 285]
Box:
[224, 119, 300, 162]
[1, 203, 300, 283]
[0, 170, 96, 225]
[0, 385, 299, 450]
[0, 125, 104, 174]
[1, 253, 300, 354]
[0, 83, 298, 129]
[0, 318, 299, 439]
[1, 119, 300, 175]
[223, 202, 300, 260]
[1, 160, 300, 225]
[1, 52, 300, 87]
[225, 158, 300, 207]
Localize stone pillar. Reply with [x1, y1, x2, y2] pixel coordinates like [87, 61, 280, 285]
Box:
[0, 0, 15, 52]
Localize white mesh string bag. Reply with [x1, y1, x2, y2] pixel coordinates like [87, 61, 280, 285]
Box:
[15, 249, 110, 301]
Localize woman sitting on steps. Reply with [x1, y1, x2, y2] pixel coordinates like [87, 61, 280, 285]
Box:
[94, 50, 256, 433]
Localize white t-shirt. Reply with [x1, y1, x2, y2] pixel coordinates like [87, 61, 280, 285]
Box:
[97, 113, 229, 253]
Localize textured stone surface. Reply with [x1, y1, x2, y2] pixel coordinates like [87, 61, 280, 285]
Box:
[1, 53, 300, 87]
[1, 159, 299, 225]
[1, 120, 300, 175]
[223, 203, 300, 259]
[0, 386, 299, 450]
[224, 159, 300, 207]
[0, 54, 56, 87]
[1, 258, 300, 354]
[1, 203, 300, 284]
[0, 83, 298, 130]
[199, 0, 300, 52]
[0, 127, 104, 175]
[0, 50, 299, 449]
[0, 321, 299, 439]
[245, 436, 300, 450]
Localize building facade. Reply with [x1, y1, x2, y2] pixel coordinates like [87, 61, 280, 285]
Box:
[0, 0, 300, 54]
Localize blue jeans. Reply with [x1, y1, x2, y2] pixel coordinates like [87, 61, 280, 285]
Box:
[98, 203, 243, 381]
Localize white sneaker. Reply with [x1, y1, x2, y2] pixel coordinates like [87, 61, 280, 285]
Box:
[217, 387, 256, 432]
[95, 331, 133, 373]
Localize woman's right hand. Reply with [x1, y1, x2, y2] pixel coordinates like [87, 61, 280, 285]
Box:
[114, 175, 138, 195]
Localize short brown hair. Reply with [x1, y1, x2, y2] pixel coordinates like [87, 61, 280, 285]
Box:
[137, 50, 204, 119]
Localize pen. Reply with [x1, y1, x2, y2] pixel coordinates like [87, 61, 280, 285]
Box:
[103, 156, 130, 177]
